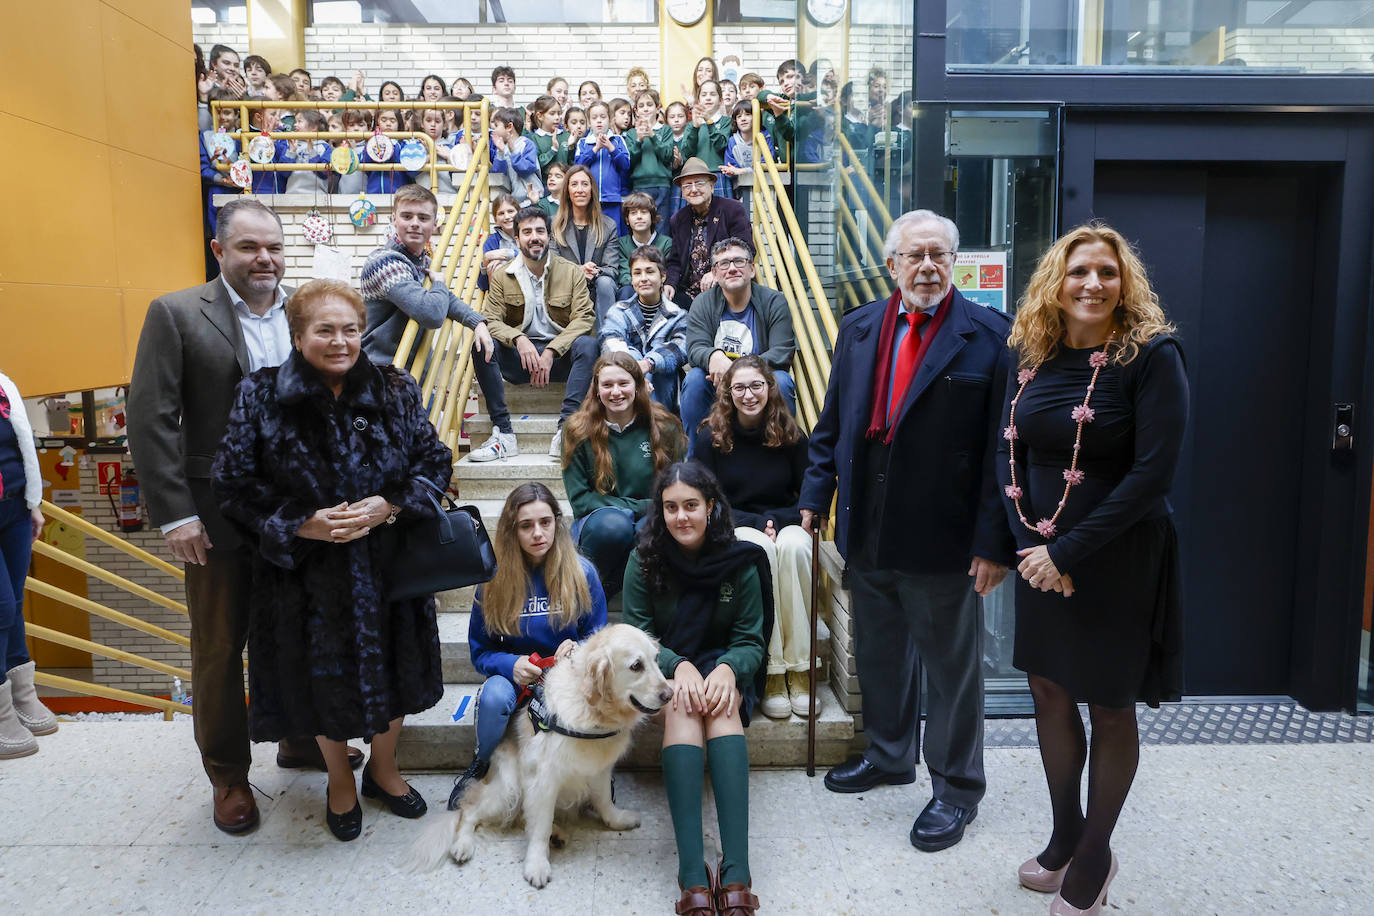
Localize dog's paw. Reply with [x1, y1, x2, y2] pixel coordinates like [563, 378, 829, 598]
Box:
[523, 856, 553, 888]
[550, 825, 568, 849]
[450, 835, 475, 864]
[602, 807, 641, 831]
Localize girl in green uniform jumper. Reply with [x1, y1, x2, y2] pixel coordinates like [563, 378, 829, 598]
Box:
[560, 352, 685, 597]
[622, 461, 770, 916]
[692, 80, 733, 199]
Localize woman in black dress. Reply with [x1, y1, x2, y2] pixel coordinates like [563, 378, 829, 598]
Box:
[998, 223, 1188, 915]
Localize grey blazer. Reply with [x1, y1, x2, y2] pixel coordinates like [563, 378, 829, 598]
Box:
[551, 214, 620, 284]
[127, 278, 292, 551]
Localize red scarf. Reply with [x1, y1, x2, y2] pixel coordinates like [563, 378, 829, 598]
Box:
[866, 287, 953, 444]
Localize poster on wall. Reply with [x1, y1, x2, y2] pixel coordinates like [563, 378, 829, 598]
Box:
[954, 249, 1008, 312]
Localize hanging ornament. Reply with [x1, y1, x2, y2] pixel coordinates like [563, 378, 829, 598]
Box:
[228, 155, 253, 189]
[302, 208, 333, 244]
[398, 138, 428, 172]
[248, 132, 276, 164]
[434, 203, 445, 226]
[349, 194, 377, 229]
[366, 130, 395, 162]
[207, 129, 236, 163]
[331, 144, 359, 175]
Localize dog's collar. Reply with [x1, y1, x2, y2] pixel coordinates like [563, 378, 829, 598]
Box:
[527, 685, 621, 740]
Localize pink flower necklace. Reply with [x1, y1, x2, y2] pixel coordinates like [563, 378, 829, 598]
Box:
[1003, 331, 1116, 539]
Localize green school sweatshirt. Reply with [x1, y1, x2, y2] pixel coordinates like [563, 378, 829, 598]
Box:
[562, 417, 686, 519]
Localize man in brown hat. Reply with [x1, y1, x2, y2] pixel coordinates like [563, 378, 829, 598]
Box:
[664, 157, 751, 306]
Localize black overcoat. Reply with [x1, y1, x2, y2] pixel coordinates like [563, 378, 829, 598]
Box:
[212, 349, 452, 741]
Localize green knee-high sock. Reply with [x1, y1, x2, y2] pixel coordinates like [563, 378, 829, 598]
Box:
[707, 734, 751, 887]
[662, 744, 709, 888]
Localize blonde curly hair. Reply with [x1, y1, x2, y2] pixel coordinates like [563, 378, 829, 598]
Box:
[1009, 222, 1175, 369]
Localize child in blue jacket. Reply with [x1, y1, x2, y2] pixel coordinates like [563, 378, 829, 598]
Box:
[574, 100, 631, 233]
[491, 106, 545, 206]
[449, 482, 608, 808]
[360, 109, 410, 195]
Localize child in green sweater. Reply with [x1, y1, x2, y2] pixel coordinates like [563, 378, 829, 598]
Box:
[621, 460, 769, 916]
[626, 90, 672, 232]
[561, 352, 685, 596]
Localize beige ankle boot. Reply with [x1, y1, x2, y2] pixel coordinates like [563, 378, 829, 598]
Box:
[8, 661, 58, 735]
[0, 681, 40, 759]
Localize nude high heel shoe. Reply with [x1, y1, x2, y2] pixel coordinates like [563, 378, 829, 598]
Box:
[1018, 854, 1070, 893]
[1049, 853, 1117, 916]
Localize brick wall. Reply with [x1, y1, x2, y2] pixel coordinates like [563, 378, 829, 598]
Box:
[1225, 28, 1374, 73]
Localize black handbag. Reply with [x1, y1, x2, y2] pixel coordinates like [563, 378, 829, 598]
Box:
[385, 478, 497, 601]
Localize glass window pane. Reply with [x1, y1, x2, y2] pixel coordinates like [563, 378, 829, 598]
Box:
[947, 0, 1374, 73]
[495, 0, 653, 22]
[311, 0, 479, 23]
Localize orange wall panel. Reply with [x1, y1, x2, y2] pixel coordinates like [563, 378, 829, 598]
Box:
[0, 1, 200, 396]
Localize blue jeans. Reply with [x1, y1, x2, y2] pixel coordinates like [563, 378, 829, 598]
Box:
[0, 498, 35, 684]
[640, 186, 671, 234]
[591, 275, 617, 330]
[572, 506, 641, 598]
[681, 367, 796, 456]
[474, 674, 519, 762]
[488, 334, 599, 424]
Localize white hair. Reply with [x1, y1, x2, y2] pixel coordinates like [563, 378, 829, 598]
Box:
[883, 209, 959, 260]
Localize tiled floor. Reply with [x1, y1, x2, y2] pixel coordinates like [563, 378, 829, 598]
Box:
[1, 717, 1371, 915]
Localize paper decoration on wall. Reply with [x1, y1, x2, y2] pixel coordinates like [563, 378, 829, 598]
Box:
[398, 139, 428, 172]
[349, 194, 377, 228]
[228, 155, 253, 189]
[331, 145, 359, 175]
[248, 133, 277, 164]
[366, 131, 394, 162]
[302, 209, 333, 244]
[206, 129, 236, 163]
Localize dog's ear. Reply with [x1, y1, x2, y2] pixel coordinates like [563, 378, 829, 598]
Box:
[586, 650, 613, 709]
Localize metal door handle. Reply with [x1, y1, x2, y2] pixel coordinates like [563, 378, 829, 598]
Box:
[1332, 403, 1354, 451]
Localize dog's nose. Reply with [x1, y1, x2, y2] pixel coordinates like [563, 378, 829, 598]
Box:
[658, 687, 673, 703]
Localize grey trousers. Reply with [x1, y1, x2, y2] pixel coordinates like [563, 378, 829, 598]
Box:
[848, 564, 986, 809]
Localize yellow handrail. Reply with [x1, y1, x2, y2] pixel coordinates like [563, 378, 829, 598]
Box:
[25, 578, 190, 648]
[26, 623, 190, 682]
[40, 501, 183, 580]
[34, 672, 190, 717]
[31, 540, 187, 617]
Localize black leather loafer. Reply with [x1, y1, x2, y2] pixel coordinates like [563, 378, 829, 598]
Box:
[277, 742, 365, 771]
[910, 798, 978, 852]
[823, 755, 917, 794]
[325, 799, 363, 841]
[361, 766, 427, 818]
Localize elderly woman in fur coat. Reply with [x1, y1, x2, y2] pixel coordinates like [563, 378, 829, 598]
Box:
[213, 278, 452, 842]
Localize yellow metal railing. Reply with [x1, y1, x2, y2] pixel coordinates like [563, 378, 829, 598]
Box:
[833, 112, 899, 308]
[27, 501, 195, 718]
[747, 99, 838, 433]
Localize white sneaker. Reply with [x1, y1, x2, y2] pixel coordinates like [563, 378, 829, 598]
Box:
[761, 674, 791, 719]
[468, 430, 518, 462]
[548, 428, 564, 460]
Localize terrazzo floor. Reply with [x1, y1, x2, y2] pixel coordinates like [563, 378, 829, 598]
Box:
[1, 717, 1370, 915]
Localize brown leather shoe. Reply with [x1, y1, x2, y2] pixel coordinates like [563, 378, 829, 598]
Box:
[276, 740, 365, 771]
[212, 783, 260, 835]
[716, 882, 761, 915]
[675, 864, 715, 916]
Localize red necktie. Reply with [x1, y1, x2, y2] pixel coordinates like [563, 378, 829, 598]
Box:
[889, 311, 930, 418]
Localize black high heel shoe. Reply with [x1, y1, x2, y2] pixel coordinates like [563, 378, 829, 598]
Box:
[325, 799, 362, 841]
[361, 765, 427, 818]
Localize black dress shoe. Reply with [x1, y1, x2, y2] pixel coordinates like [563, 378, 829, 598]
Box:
[823, 755, 917, 794]
[909, 798, 978, 852]
[277, 742, 365, 771]
[361, 765, 427, 818]
[325, 799, 363, 841]
[447, 756, 490, 810]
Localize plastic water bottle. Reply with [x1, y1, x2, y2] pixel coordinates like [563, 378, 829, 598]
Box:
[171, 677, 188, 706]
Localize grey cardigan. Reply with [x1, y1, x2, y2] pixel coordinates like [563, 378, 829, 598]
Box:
[684, 282, 797, 371]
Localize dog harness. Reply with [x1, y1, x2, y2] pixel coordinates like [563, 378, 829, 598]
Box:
[526, 683, 621, 740]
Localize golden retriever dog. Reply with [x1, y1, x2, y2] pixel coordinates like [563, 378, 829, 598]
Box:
[406, 623, 672, 887]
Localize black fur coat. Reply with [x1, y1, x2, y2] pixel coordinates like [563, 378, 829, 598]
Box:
[213, 349, 452, 741]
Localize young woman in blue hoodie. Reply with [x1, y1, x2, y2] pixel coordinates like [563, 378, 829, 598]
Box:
[447, 481, 608, 809]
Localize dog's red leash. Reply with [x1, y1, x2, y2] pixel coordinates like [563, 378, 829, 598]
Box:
[516, 653, 560, 705]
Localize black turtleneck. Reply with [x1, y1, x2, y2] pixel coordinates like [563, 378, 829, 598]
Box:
[691, 420, 809, 531]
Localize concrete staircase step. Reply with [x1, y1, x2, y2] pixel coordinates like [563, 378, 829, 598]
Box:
[491, 385, 567, 415]
[396, 681, 853, 770]
[453, 453, 567, 500]
[465, 413, 559, 452]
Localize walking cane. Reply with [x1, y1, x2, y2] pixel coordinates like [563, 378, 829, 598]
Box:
[806, 518, 824, 777]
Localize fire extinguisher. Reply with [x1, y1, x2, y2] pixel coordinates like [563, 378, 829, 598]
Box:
[118, 466, 144, 533]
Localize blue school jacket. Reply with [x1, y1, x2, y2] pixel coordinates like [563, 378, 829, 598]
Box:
[574, 133, 632, 204]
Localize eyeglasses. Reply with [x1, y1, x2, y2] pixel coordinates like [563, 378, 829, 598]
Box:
[713, 257, 752, 270]
[729, 381, 767, 395]
[894, 249, 954, 266]
[680, 178, 713, 191]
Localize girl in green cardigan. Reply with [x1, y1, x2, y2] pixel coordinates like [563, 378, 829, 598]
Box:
[560, 352, 685, 597]
[622, 461, 770, 916]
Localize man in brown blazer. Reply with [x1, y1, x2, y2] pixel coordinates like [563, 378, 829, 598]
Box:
[127, 199, 360, 835]
[482, 205, 599, 458]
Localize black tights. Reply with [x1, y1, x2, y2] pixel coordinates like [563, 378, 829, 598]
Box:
[1028, 674, 1139, 908]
